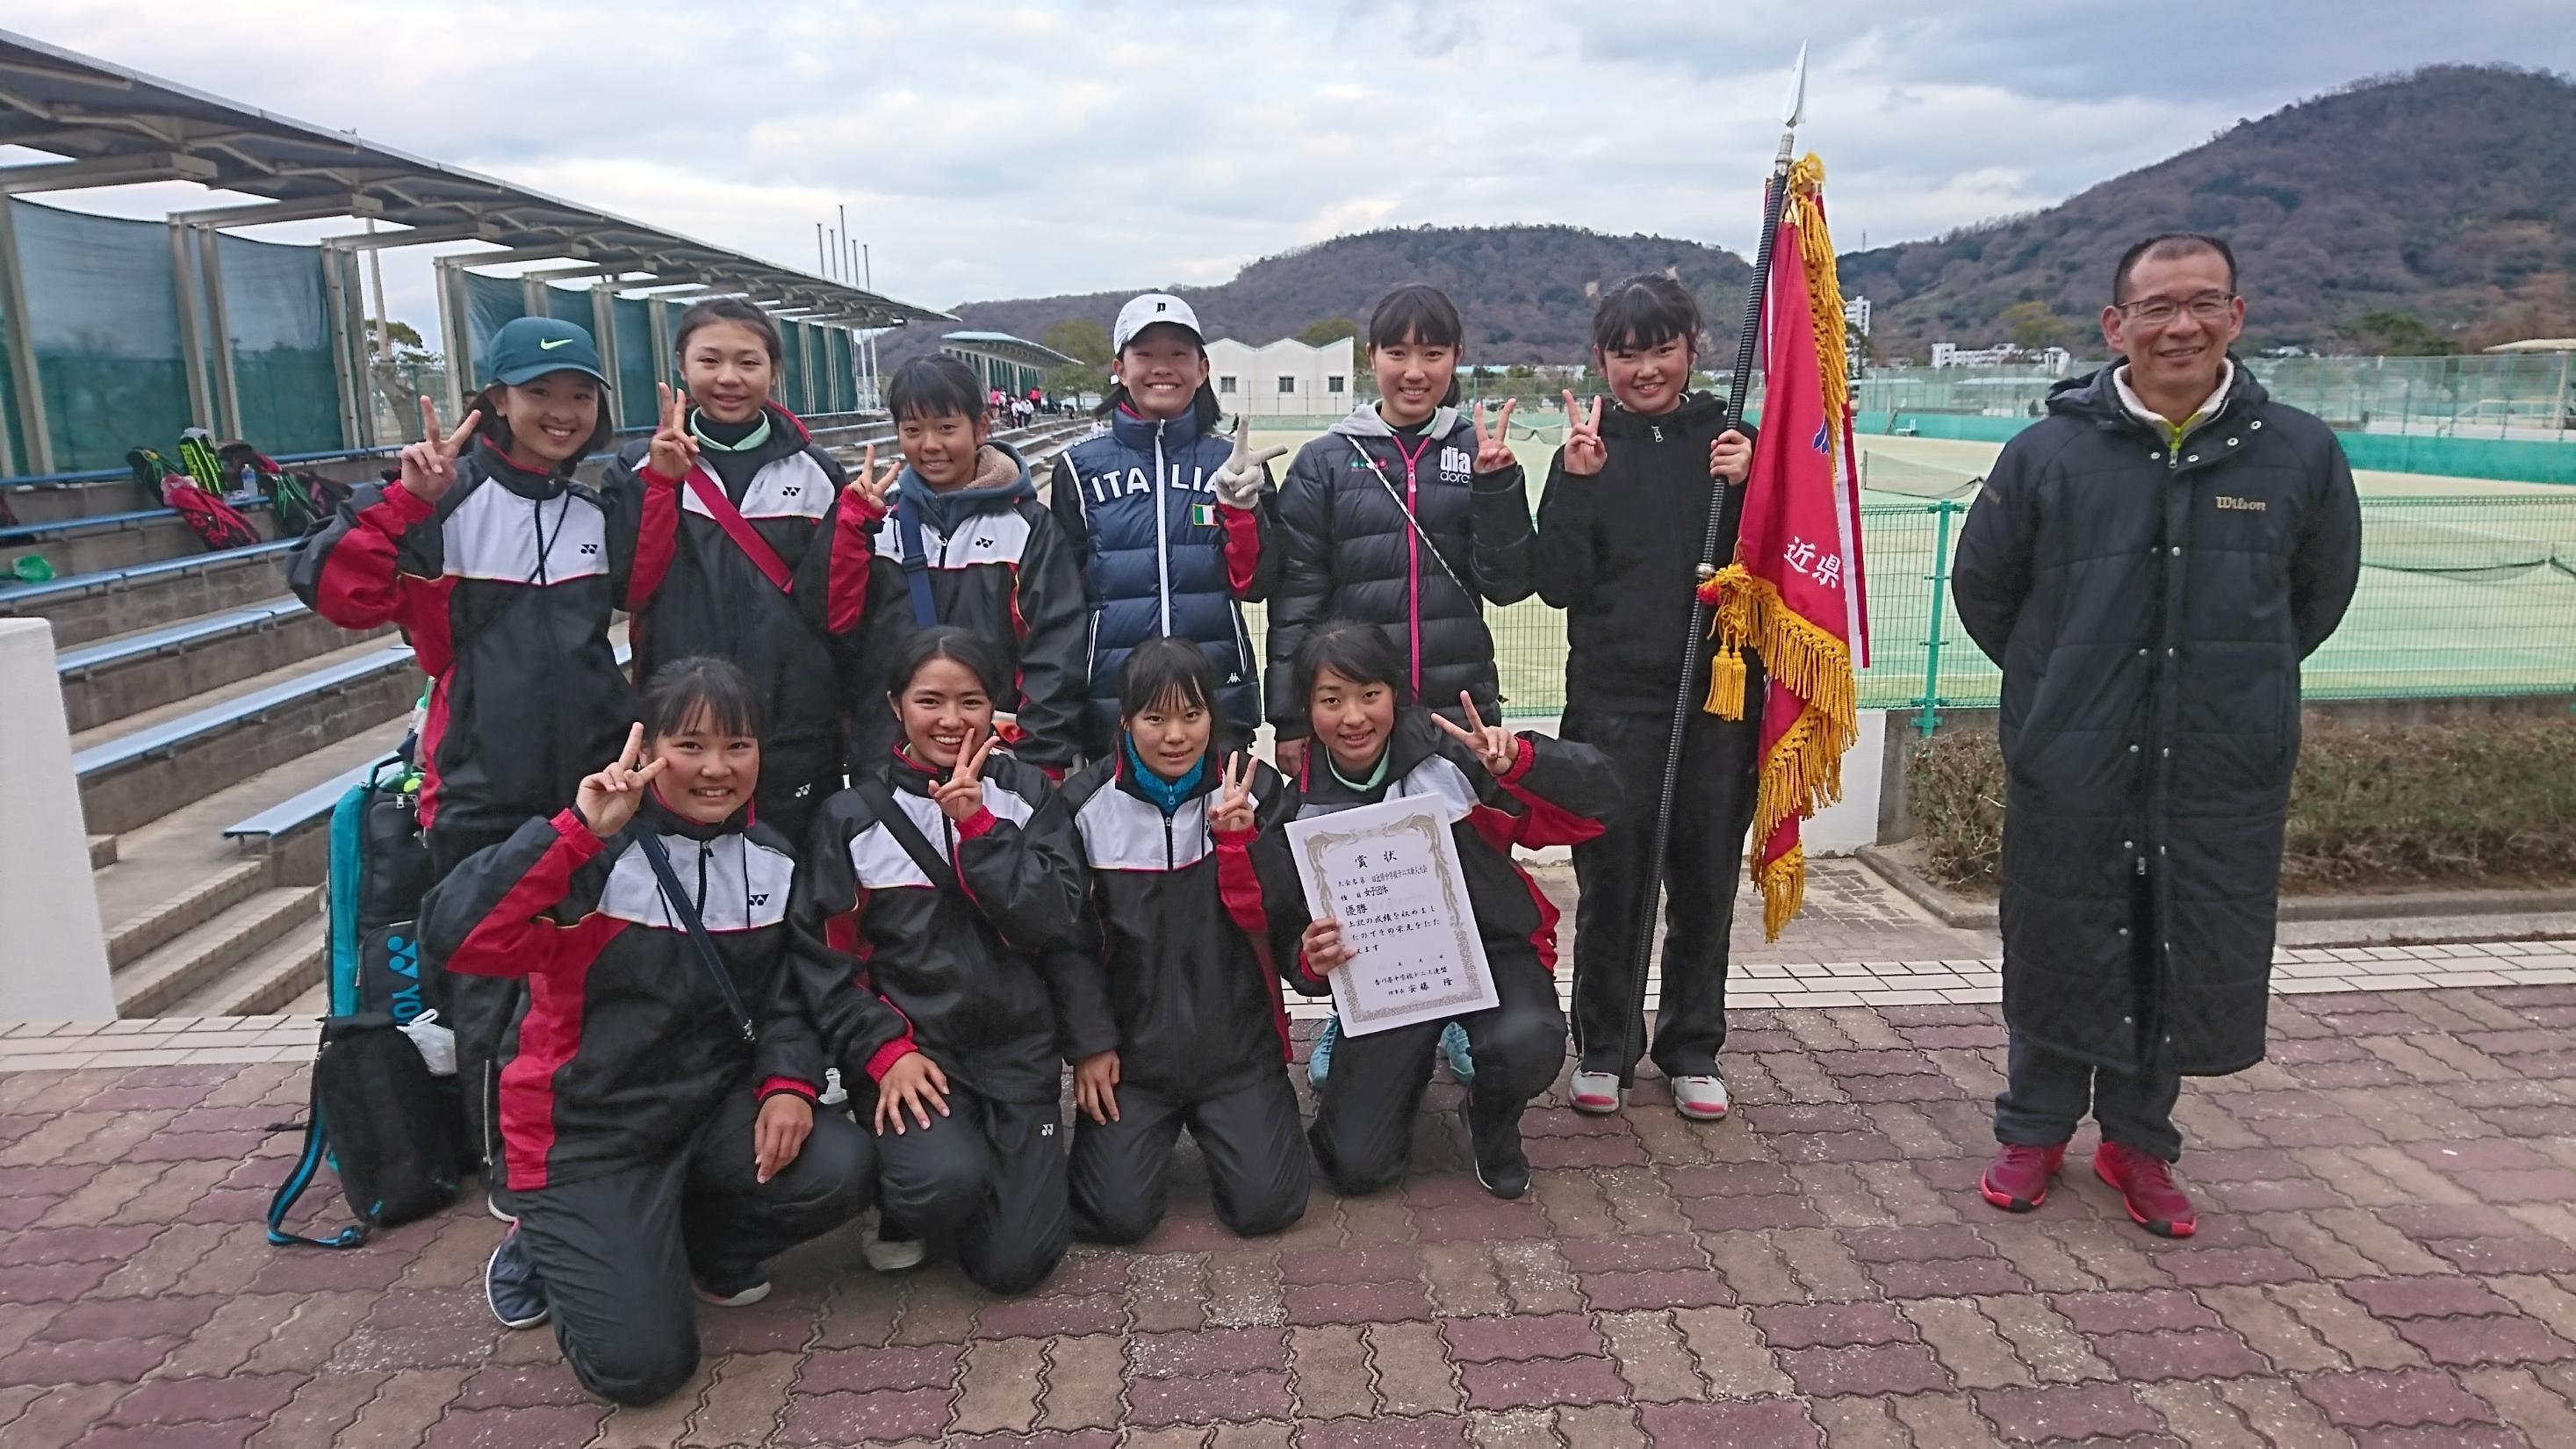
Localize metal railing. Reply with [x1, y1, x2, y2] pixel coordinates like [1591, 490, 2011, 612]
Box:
[1247, 494, 2576, 727]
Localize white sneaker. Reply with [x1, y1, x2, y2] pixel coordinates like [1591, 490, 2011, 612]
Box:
[1673, 1073, 1731, 1121]
[694, 1277, 771, 1308]
[860, 1210, 925, 1272]
[1569, 1070, 1623, 1114]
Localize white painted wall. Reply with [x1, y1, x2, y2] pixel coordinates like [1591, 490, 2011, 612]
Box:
[1207, 336, 1356, 417]
[0, 619, 116, 1024]
[1806, 710, 1890, 856]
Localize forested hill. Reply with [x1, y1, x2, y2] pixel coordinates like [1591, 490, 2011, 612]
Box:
[893, 225, 1753, 367]
[1840, 65, 2576, 357]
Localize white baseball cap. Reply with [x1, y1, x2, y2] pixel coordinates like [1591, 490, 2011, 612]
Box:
[1112, 292, 1204, 352]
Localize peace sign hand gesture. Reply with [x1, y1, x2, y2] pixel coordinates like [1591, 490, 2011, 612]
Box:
[1471, 400, 1518, 472]
[1430, 691, 1519, 776]
[398, 395, 481, 505]
[1560, 392, 1607, 477]
[575, 724, 669, 839]
[847, 443, 902, 516]
[930, 728, 997, 823]
[1208, 752, 1258, 835]
[645, 384, 699, 484]
[1212, 418, 1288, 509]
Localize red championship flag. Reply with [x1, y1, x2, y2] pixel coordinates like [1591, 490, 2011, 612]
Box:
[1699, 155, 1870, 939]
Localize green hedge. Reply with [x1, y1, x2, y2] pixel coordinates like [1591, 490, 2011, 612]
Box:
[1909, 714, 2576, 892]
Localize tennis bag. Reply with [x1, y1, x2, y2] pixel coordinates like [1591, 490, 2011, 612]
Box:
[266, 1013, 460, 1248]
[327, 756, 431, 1018]
[159, 476, 263, 551]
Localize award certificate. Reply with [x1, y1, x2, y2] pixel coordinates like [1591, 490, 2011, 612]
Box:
[1284, 796, 1499, 1036]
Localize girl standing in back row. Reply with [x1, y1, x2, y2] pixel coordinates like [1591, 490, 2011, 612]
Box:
[290, 314, 634, 1179]
[605, 298, 860, 846]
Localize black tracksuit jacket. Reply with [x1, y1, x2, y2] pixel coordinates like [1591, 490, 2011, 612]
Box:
[602, 405, 856, 825]
[419, 798, 824, 1192]
[1533, 393, 1757, 714]
[1056, 746, 1305, 1093]
[1266, 406, 1536, 737]
[1267, 711, 1623, 983]
[289, 441, 635, 841]
[792, 750, 1090, 1102]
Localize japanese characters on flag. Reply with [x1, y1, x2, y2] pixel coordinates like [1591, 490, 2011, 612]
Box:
[1698, 155, 1870, 939]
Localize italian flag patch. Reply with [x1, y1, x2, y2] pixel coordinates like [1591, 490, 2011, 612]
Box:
[1189, 502, 1217, 528]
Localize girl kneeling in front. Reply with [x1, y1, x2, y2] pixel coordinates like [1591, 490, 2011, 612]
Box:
[1057, 636, 1309, 1244]
[424, 658, 870, 1406]
[1280, 620, 1620, 1200]
[793, 626, 1090, 1294]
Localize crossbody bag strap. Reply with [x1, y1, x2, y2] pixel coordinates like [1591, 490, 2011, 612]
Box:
[634, 833, 759, 1044]
[891, 493, 941, 629]
[681, 466, 795, 593]
[852, 777, 970, 904]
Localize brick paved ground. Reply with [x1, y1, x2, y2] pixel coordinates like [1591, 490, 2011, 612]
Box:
[11, 984, 2576, 1445]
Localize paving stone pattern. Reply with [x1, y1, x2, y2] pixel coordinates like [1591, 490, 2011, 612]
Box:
[12, 986, 2576, 1444]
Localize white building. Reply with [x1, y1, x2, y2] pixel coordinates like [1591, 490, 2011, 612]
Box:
[1930, 341, 2073, 372]
[1845, 295, 1873, 337]
[1205, 336, 1357, 417]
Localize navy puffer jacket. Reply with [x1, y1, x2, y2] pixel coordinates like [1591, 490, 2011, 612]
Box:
[1049, 408, 1277, 750]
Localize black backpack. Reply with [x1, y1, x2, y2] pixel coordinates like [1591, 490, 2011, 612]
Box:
[266, 1014, 460, 1248]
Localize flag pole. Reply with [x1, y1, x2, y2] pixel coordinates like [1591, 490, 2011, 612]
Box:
[1620, 45, 1808, 1081]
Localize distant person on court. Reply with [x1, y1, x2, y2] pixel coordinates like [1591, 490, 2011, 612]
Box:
[1268, 621, 1619, 1200]
[1056, 638, 1308, 1244]
[290, 315, 634, 1183]
[606, 299, 857, 844]
[1268, 284, 1537, 1086]
[1531, 276, 1757, 1123]
[826, 355, 1088, 775]
[1951, 232, 2361, 1237]
[1051, 292, 1282, 756]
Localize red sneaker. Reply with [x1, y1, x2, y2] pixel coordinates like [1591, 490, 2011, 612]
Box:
[1979, 1142, 2068, 1213]
[2095, 1141, 2197, 1238]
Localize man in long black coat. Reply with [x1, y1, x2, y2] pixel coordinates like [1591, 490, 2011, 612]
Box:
[1950, 233, 2362, 1237]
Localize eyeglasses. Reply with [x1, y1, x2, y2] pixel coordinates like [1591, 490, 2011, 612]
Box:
[2115, 292, 2237, 325]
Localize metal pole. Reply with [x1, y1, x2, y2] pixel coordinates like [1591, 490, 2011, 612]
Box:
[1619, 47, 1805, 1083]
[817, 223, 827, 275]
[320, 247, 364, 451]
[0, 198, 35, 475]
[1917, 501, 1955, 737]
[196, 225, 243, 439]
[169, 220, 214, 428]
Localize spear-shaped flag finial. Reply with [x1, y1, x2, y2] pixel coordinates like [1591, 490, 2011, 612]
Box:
[1781, 40, 1809, 129]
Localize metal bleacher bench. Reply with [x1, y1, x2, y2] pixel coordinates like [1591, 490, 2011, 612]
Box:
[0, 496, 272, 545]
[54, 599, 309, 678]
[219, 641, 636, 845]
[73, 642, 418, 782]
[0, 539, 296, 610]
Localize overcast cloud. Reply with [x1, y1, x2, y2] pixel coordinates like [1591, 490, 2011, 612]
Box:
[8, 0, 2572, 333]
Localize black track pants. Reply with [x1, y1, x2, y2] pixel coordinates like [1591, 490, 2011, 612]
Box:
[427, 823, 522, 1179]
[1069, 1068, 1309, 1244]
[1559, 701, 1762, 1083]
[1307, 946, 1565, 1196]
[870, 1082, 1069, 1295]
[513, 1086, 873, 1406]
[1994, 1031, 2184, 1162]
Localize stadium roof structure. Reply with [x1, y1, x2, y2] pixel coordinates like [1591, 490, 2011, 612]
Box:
[0, 26, 946, 327]
[942, 331, 1080, 369]
[2485, 339, 2576, 354]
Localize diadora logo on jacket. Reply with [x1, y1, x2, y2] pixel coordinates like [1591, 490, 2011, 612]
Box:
[1082, 465, 1214, 506]
[1440, 447, 1471, 482]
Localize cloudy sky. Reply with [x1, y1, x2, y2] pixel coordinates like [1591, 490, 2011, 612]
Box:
[9, 1, 2573, 333]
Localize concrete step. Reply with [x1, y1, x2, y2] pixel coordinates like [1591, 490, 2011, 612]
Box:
[113, 884, 322, 1019]
[166, 912, 327, 1020]
[71, 635, 421, 838]
[88, 834, 116, 869]
[102, 856, 268, 970]
[2, 542, 299, 648]
[282, 977, 330, 1017]
[57, 602, 392, 734]
[2, 515, 227, 582]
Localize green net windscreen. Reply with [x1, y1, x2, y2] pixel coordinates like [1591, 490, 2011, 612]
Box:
[0, 282, 22, 475]
[217, 233, 339, 456]
[612, 295, 656, 429]
[460, 271, 529, 384]
[1857, 448, 1985, 501]
[12, 199, 194, 472]
[544, 282, 594, 328]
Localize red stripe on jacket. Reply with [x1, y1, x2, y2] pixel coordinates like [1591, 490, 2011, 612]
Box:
[827, 900, 921, 1080]
[824, 492, 883, 636]
[313, 484, 435, 637]
[1218, 502, 1262, 595]
[626, 467, 681, 611]
[1214, 825, 1292, 1059]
